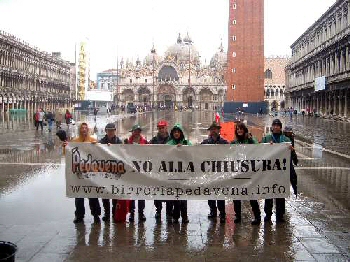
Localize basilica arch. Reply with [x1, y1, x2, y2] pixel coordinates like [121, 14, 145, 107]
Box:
[158, 65, 179, 82]
[157, 84, 176, 108]
[182, 87, 195, 108]
[138, 86, 151, 105]
[121, 89, 135, 105]
[199, 88, 214, 110]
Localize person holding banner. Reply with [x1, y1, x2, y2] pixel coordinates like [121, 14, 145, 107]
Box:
[231, 122, 261, 225]
[261, 119, 291, 223]
[149, 120, 173, 222]
[167, 123, 192, 224]
[65, 122, 101, 224]
[99, 123, 123, 222]
[283, 126, 298, 196]
[201, 121, 228, 224]
[127, 124, 147, 222]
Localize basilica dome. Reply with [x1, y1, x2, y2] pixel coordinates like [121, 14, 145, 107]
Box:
[164, 33, 200, 64]
[210, 42, 227, 68]
[144, 44, 162, 66]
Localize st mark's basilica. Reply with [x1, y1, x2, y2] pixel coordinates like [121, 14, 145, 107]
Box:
[98, 33, 227, 110]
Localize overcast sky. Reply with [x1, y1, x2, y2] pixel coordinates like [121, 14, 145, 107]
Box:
[0, 0, 336, 78]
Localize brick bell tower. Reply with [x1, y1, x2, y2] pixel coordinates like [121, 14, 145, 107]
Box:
[224, 0, 266, 114]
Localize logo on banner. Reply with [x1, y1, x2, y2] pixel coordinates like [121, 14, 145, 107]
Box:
[71, 147, 126, 177]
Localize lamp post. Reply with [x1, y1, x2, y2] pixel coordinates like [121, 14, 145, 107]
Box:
[184, 36, 192, 89]
[151, 44, 156, 109]
[184, 33, 193, 109]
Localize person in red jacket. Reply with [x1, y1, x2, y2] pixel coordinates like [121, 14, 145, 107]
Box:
[126, 124, 147, 222]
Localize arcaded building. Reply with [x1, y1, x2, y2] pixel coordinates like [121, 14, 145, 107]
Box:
[0, 31, 71, 112]
[286, 0, 350, 118]
[225, 0, 265, 113]
[264, 57, 289, 111]
[105, 33, 227, 110]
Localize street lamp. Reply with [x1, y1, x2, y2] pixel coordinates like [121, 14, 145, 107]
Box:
[183, 33, 193, 89]
[151, 44, 156, 109]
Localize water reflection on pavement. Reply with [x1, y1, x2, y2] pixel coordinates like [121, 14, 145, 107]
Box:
[0, 111, 349, 262]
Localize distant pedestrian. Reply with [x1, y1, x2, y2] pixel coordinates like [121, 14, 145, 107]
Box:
[45, 109, 54, 132]
[65, 109, 72, 126]
[35, 108, 45, 131]
[201, 121, 228, 224]
[231, 122, 261, 225]
[56, 110, 63, 129]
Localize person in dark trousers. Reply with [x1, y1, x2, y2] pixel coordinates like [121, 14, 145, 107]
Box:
[201, 121, 228, 223]
[167, 123, 192, 224]
[231, 122, 262, 225]
[283, 126, 298, 196]
[127, 124, 148, 222]
[63, 122, 101, 224]
[99, 123, 123, 222]
[261, 119, 292, 223]
[149, 120, 173, 222]
[44, 110, 54, 132]
[35, 108, 45, 131]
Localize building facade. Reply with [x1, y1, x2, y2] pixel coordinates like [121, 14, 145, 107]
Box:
[225, 0, 265, 113]
[0, 31, 71, 112]
[264, 57, 288, 111]
[111, 34, 227, 110]
[76, 41, 90, 101]
[96, 70, 117, 91]
[286, 0, 350, 119]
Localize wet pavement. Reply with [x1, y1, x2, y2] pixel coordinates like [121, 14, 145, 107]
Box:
[0, 111, 349, 262]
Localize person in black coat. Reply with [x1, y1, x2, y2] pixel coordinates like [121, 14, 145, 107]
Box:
[201, 121, 229, 223]
[149, 120, 172, 222]
[283, 126, 298, 196]
[99, 123, 123, 222]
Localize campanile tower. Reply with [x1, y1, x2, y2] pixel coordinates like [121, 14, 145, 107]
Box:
[225, 0, 265, 113]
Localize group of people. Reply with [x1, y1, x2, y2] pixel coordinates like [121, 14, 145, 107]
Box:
[33, 108, 73, 131]
[64, 118, 297, 226]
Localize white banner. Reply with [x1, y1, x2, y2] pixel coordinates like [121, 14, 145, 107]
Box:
[65, 143, 290, 200]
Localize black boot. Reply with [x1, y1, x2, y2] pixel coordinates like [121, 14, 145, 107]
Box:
[208, 210, 217, 219]
[276, 216, 285, 223]
[129, 213, 135, 223]
[220, 214, 226, 224]
[94, 216, 100, 224]
[251, 217, 261, 225]
[139, 212, 146, 222]
[155, 212, 161, 220]
[264, 216, 272, 223]
[73, 217, 84, 224]
[234, 216, 241, 224]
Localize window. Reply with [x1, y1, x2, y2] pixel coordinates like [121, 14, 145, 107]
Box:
[232, 20, 237, 25]
[232, 52, 237, 57]
[130, 78, 132, 84]
[265, 69, 272, 79]
[231, 84, 236, 90]
[232, 35, 237, 41]
[233, 3, 237, 9]
[145, 79, 147, 83]
[231, 68, 236, 73]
